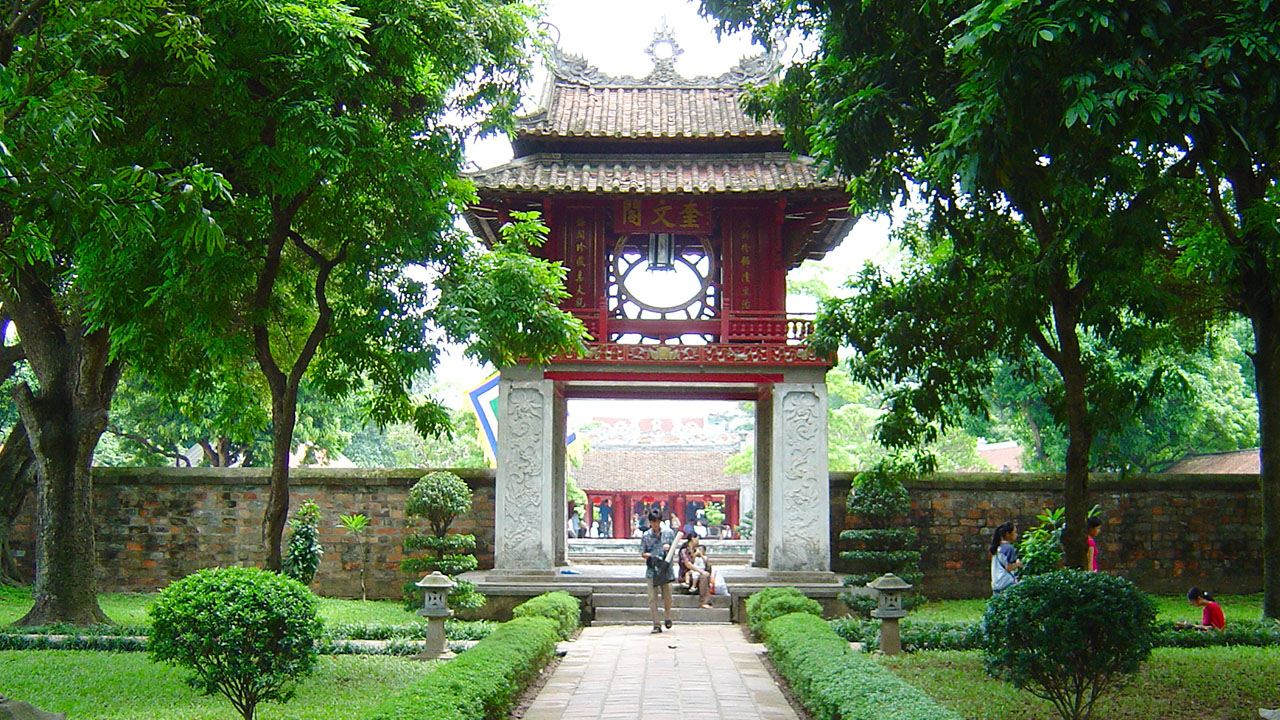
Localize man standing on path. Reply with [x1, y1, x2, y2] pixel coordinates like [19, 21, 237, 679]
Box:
[640, 508, 675, 633]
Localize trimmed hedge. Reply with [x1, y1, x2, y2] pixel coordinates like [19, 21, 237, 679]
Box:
[363, 616, 560, 720]
[745, 587, 823, 636]
[512, 591, 580, 640]
[761, 612, 963, 720]
[829, 617, 1280, 652]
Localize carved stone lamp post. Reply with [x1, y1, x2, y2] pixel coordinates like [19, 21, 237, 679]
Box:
[867, 573, 913, 655]
[413, 571, 455, 661]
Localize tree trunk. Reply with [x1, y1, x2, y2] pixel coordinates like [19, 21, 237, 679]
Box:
[1051, 289, 1092, 571]
[262, 395, 298, 572]
[11, 370, 118, 626]
[1254, 309, 1280, 619]
[0, 423, 36, 586]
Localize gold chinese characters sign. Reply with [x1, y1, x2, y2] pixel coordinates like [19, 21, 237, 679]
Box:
[615, 197, 712, 234]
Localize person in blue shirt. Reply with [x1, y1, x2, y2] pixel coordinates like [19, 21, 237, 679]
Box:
[989, 521, 1022, 594]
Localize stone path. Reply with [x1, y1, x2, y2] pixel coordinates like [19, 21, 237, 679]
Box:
[520, 624, 798, 720]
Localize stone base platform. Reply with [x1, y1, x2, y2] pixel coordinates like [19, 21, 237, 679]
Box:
[459, 564, 844, 624]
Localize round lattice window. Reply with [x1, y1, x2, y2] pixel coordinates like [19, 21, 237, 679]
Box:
[608, 234, 719, 320]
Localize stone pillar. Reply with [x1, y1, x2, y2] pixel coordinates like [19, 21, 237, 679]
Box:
[752, 387, 773, 567]
[552, 384, 568, 566]
[494, 375, 558, 570]
[767, 382, 831, 572]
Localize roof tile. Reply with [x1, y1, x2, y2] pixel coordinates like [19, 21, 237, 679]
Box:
[467, 153, 842, 194]
[519, 84, 781, 140]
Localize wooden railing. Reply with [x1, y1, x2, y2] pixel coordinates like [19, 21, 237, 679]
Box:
[570, 307, 814, 345]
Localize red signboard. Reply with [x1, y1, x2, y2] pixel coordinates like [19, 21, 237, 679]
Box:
[614, 197, 712, 234]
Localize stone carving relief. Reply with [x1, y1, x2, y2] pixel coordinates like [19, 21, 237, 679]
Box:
[500, 386, 547, 567]
[776, 389, 828, 570]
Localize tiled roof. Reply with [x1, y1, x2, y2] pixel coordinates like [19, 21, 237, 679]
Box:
[574, 446, 744, 493]
[467, 153, 842, 195]
[1162, 449, 1259, 474]
[519, 84, 781, 140]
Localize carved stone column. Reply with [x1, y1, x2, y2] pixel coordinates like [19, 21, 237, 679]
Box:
[767, 383, 831, 572]
[494, 378, 559, 570]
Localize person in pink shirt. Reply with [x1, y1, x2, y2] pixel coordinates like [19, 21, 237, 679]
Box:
[1085, 516, 1103, 572]
[1177, 587, 1226, 631]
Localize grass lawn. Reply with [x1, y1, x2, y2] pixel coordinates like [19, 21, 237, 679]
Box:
[0, 650, 435, 719]
[0, 585, 423, 628]
[912, 593, 1265, 624]
[879, 647, 1280, 720]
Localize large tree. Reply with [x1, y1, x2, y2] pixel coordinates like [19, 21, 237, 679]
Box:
[110, 0, 584, 571]
[702, 0, 1212, 570]
[0, 1, 226, 625]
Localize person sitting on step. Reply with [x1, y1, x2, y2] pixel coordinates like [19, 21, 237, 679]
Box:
[678, 534, 714, 609]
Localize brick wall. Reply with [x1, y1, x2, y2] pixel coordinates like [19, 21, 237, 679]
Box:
[10, 468, 496, 600]
[831, 472, 1262, 598]
[11, 469, 1262, 600]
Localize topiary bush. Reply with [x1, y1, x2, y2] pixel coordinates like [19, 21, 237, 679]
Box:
[283, 499, 324, 586]
[745, 587, 823, 637]
[512, 591, 580, 640]
[838, 459, 924, 615]
[983, 569, 1156, 720]
[148, 566, 322, 720]
[401, 471, 484, 611]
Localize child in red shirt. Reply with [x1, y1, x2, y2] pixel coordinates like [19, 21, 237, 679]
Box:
[1177, 587, 1225, 631]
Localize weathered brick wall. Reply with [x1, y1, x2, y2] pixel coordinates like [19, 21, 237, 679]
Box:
[11, 469, 1261, 600]
[10, 468, 496, 600]
[831, 472, 1262, 598]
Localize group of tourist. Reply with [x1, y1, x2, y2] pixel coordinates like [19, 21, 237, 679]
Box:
[638, 508, 725, 633]
[988, 517, 1227, 630]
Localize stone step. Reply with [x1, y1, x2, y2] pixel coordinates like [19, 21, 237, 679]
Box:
[593, 606, 732, 624]
[593, 592, 731, 608]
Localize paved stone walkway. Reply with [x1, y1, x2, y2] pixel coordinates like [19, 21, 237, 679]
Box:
[521, 624, 798, 720]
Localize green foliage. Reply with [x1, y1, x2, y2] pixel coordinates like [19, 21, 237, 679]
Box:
[1018, 505, 1101, 578]
[704, 502, 726, 528]
[148, 567, 321, 720]
[401, 472, 483, 611]
[340, 513, 371, 601]
[406, 472, 473, 537]
[511, 592, 581, 641]
[745, 587, 823, 637]
[840, 460, 925, 614]
[435, 211, 588, 368]
[284, 500, 324, 586]
[737, 509, 754, 539]
[760, 612, 963, 720]
[983, 570, 1157, 720]
[363, 616, 559, 720]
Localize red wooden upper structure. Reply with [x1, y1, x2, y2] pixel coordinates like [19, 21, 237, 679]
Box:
[464, 28, 852, 372]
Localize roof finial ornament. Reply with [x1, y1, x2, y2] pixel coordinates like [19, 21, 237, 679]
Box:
[643, 18, 684, 84]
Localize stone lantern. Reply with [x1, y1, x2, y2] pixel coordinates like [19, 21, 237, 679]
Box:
[412, 571, 456, 661]
[866, 573, 913, 655]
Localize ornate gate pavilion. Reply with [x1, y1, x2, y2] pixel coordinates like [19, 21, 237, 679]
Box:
[464, 29, 854, 580]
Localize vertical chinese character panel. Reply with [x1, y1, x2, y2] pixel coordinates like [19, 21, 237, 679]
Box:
[562, 205, 603, 311]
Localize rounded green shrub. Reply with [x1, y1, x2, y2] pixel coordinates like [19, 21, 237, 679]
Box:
[512, 591, 580, 640]
[746, 587, 823, 637]
[983, 569, 1156, 720]
[148, 566, 322, 720]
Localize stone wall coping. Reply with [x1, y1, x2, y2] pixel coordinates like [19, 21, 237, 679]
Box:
[90, 467, 497, 487]
[88, 466, 1255, 492]
[829, 471, 1258, 492]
